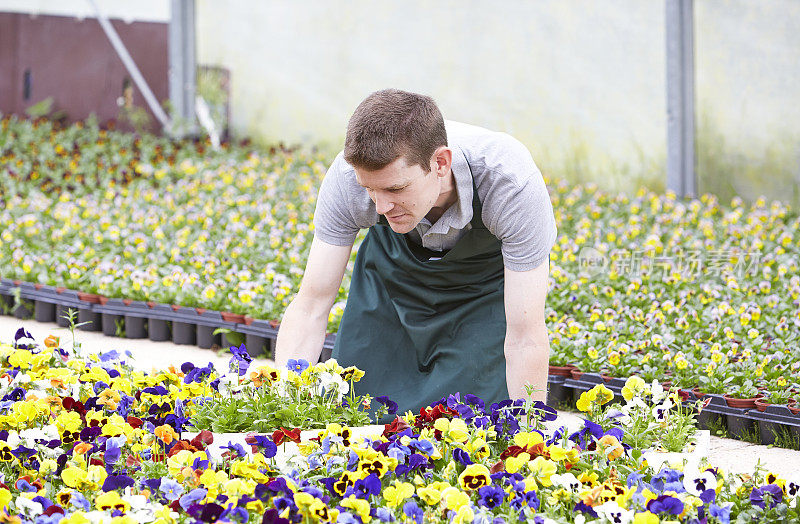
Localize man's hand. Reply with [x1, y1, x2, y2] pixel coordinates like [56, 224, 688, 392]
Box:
[503, 259, 551, 403]
[273, 236, 353, 367]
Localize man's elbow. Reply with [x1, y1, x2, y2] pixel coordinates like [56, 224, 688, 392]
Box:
[505, 319, 548, 343]
[503, 336, 550, 361]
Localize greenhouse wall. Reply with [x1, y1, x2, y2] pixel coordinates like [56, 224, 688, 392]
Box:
[0, 0, 169, 130]
[196, 0, 800, 202]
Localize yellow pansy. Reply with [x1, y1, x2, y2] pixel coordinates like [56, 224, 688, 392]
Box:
[633, 512, 660, 524]
[458, 464, 491, 491]
[95, 491, 130, 513]
[505, 452, 531, 474]
[8, 350, 33, 369]
[548, 445, 579, 463]
[441, 487, 470, 511]
[621, 376, 647, 401]
[513, 431, 544, 448]
[467, 438, 490, 460]
[340, 496, 371, 523]
[383, 482, 414, 507]
[528, 456, 557, 487]
[61, 513, 91, 524]
[417, 484, 445, 506]
[433, 417, 469, 443]
[61, 466, 89, 489]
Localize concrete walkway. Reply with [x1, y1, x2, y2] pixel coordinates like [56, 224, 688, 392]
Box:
[2, 316, 798, 478]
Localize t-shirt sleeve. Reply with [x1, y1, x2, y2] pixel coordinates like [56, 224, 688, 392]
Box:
[312, 152, 361, 246]
[481, 136, 558, 272]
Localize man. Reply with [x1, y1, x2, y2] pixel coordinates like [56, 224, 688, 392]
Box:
[274, 88, 556, 415]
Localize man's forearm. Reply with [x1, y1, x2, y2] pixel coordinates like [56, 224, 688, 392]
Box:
[504, 335, 551, 403]
[273, 297, 329, 367]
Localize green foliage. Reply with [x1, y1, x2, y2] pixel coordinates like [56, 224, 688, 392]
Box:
[114, 317, 126, 338]
[188, 360, 381, 433]
[25, 98, 54, 119]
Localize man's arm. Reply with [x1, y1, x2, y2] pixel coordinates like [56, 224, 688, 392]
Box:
[503, 259, 551, 402]
[273, 235, 353, 367]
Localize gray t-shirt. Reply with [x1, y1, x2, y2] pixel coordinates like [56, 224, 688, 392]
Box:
[312, 120, 557, 271]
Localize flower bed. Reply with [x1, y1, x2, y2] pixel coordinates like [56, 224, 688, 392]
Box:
[0, 327, 799, 523]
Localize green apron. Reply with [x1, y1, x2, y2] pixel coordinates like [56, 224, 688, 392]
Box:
[332, 169, 509, 418]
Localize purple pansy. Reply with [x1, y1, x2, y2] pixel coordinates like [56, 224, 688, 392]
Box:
[750, 484, 783, 509]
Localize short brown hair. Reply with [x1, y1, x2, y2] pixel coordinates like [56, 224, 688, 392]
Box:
[344, 88, 447, 172]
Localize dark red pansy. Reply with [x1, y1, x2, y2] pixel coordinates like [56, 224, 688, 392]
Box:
[43, 506, 64, 516]
[191, 430, 214, 449]
[382, 416, 410, 437]
[271, 427, 301, 445]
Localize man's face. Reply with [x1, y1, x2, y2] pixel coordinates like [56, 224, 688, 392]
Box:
[354, 155, 442, 234]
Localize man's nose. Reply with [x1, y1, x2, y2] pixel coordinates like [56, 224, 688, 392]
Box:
[374, 192, 394, 215]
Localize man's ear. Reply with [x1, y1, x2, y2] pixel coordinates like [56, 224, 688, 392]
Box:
[431, 146, 453, 177]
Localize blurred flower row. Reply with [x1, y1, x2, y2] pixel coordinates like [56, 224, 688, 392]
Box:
[0, 117, 353, 331]
[545, 182, 800, 404]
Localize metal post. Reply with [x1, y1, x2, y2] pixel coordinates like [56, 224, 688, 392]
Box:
[87, 0, 171, 128]
[169, 0, 196, 136]
[666, 0, 696, 198]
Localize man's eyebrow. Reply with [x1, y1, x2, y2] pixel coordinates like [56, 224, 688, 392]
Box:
[355, 178, 411, 191]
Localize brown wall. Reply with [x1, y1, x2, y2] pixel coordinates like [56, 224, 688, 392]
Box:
[0, 12, 168, 131]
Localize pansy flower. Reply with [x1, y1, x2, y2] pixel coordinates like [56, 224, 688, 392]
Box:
[458, 464, 491, 491]
[286, 359, 309, 374]
[750, 484, 783, 509]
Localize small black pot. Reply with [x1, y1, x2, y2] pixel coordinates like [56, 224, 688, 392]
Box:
[55, 304, 73, 327]
[725, 412, 756, 440]
[197, 325, 220, 349]
[221, 331, 240, 349]
[124, 316, 147, 339]
[34, 300, 56, 322]
[148, 319, 171, 342]
[318, 345, 332, 363]
[77, 308, 102, 331]
[172, 321, 197, 345]
[13, 299, 34, 319]
[695, 409, 725, 432]
[101, 313, 123, 336]
[0, 294, 13, 315]
[244, 333, 269, 357]
[547, 376, 571, 408]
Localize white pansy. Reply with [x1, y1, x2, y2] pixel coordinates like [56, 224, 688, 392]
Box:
[551, 472, 581, 492]
[19, 425, 59, 444]
[605, 407, 632, 426]
[33, 379, 51, 390]
[24, 389, 48, 400]
[315, 372, 349, 401]
[652, 399, 673, 422]
[4, 431, 19, 448]
[596, 501, 634, 523]
[650, 379, 667, 403]
[14, 495, 43, 517]
[683, 468, 718, 496]
[216, 373, 239, 397]
[786, 473, 800, 508]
